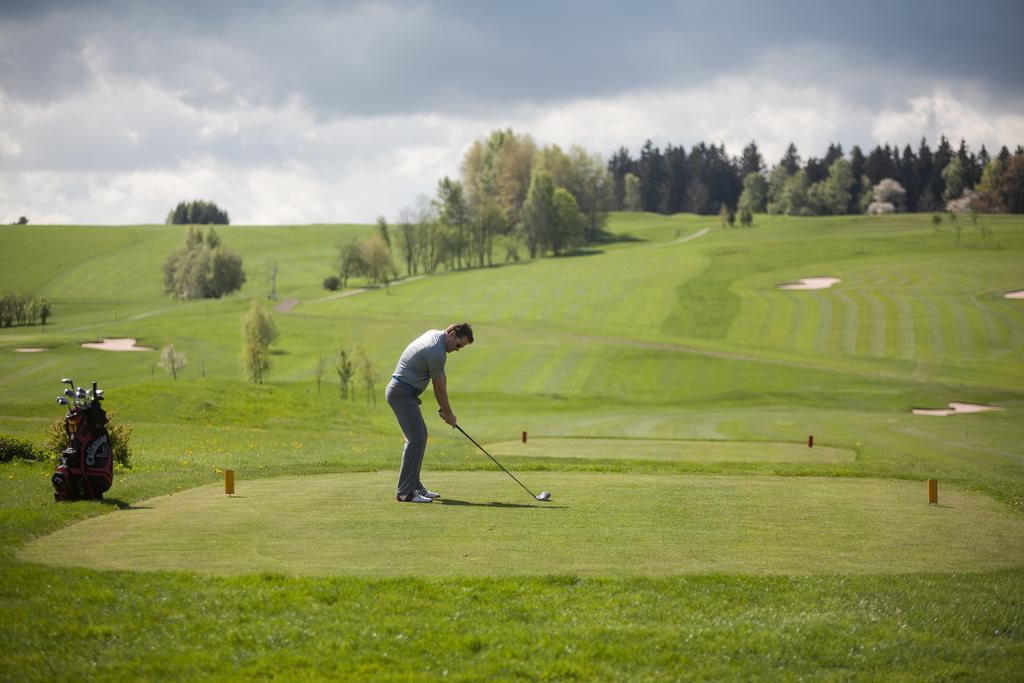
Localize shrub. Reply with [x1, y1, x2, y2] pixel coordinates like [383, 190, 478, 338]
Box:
[323, 275, 341, 291]
[43, 412, 134, 469]
[0, 434, 47, 463]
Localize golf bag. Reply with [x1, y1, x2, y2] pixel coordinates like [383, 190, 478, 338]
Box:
[52, 398, 113, 501]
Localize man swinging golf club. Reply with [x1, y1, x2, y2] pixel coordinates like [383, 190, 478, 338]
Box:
[386, 322, 473, 503]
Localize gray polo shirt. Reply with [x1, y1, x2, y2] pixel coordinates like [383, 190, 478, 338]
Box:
[391, 329, 446, 393]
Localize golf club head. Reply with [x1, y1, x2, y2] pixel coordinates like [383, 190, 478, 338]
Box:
[61, 378, 74, 385]
[536, 492, 551, 501]
[63, 388, 74, 397]
[57, 396, 68, 405]
[76, 387, 86, 399]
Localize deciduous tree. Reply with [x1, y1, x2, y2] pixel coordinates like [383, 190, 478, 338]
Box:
[738, 172, 768, 214]
[623, 173, 641, 210]
[550, 188, 586, 254]
[242, 300, 278, 384]
[942, 156, 966, 202]
[162, 226, 246, 299]
[521, 170, 556, 258]
[159, 344, 188, 380]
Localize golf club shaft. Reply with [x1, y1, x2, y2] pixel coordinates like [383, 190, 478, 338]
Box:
[454, 424, 539, 499]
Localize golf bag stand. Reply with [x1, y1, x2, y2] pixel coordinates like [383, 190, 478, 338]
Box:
[52, 390, 113, 501]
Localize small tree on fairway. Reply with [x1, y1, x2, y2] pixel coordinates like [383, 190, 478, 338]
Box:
[356, 346, 377, 406]
[335, 241, 366, 289]
[265, 259, 278, 300]
[242, 299, 278, 384]
[315, 356, 328, 395]
[158, 344, 188, 380]
[335, 348, 354, 400]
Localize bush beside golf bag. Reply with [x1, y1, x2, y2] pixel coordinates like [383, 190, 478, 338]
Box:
[52, 399, 113, 501]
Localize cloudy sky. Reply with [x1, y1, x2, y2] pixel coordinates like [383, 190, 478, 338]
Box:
[2, 0, 1023, 224]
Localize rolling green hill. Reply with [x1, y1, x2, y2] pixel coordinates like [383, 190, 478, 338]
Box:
[2, 212, 1023, 680]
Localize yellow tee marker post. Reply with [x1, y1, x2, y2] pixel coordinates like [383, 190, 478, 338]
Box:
[225, 469, 235, 496]
[927, 479, 938, 505]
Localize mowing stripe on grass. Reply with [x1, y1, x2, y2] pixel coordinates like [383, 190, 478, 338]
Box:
[19, 472, 1024, 577]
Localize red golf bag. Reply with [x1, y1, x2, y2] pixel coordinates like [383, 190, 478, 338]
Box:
[52, 399, 113, 501]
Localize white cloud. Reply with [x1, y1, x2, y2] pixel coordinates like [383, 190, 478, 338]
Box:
[3, 18, 1023, 226]
[515, 77, 868, 164]
[872, 89, 1024, 151]
[0, 130, 21, 157]
[0, 171, 74, 224]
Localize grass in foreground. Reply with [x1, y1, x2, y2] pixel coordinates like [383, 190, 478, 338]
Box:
[2, 563, 1021, 681]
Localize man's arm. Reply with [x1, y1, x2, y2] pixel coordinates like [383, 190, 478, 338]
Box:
[432, 374, 456, 426]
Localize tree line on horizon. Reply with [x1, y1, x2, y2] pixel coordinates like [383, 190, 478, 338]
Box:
[609, 136, 1024, 217]
[361, 130, 1024, 281]
[165, 199, 230, 225]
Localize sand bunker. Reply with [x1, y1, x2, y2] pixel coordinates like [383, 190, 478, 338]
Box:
[912, 402, 1005, 417]
[1005, 290, 1024, 299]
[80, 338, 153, 352]
[777, 277, 841, 290]
[14, 347, 47, 353]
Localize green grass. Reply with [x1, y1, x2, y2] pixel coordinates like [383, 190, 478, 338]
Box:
[2, 212, 1024, 679]
[485, 437, 855, 463]
[19, 472, 1024, 576]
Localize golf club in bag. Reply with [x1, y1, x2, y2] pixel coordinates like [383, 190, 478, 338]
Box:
[444, 413, 550, 502]
[52, 378, 112, 501]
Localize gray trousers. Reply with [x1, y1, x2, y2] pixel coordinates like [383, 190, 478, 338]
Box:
[385, 379, 428, 494]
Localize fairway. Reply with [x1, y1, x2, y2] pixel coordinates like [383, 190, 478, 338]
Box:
[20, 471, 1024, 577]
[485, 437, 855, 463]
[3, 213, 1024, 680]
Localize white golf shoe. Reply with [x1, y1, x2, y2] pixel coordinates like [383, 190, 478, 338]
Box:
[396, 491, 433, 503]
[416, 487, 441, 500]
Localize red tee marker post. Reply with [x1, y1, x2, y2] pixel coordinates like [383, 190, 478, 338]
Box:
[808, 435, 814, 448]
[928, 479, 938, 505]
[522, 431, 527, 443]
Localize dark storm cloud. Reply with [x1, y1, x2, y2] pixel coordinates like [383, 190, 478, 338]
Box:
[3, 0, 1022, 118]
[3, 0, 1023, 223]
